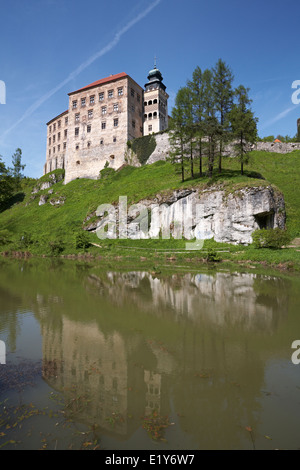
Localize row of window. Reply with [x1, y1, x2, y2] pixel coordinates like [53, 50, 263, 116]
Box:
[71, 87, 141, 109]
[144, 113, 166, 121]
[74, 102, 121, 122]
[49, 116, 68, 133]
[75, 137, 117, 150]
[49, 142, 67, 155]
[74, 117, 120, 135]
[49, 130, 68, 145]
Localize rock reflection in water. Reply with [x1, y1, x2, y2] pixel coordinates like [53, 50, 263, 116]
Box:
[39, 270, 289, 447]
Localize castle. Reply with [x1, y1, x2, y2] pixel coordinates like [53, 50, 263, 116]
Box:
[44, 66, 169, 184]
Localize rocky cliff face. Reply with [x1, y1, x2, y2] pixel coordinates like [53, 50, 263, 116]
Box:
[85, 184, 286, 245]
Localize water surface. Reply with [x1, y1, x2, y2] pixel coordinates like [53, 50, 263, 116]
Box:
[0, 258, 300, 450]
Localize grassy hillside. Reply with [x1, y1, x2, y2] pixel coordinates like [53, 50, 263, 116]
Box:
[0, 149, 300, 267]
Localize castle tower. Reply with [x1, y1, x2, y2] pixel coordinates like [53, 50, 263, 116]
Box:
[143, 63, 169, 136]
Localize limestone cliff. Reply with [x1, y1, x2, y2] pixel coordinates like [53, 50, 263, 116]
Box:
[84, 184, 286, 245]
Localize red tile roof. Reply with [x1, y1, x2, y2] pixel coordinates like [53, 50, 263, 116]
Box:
[46, 109, 68, 126]
[69, 72, 128, 95]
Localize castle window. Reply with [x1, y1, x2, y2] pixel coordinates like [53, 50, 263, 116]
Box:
[114, 118, 119, 127]
[49, 149, 51, 156]
[65, 117, 68, 125]
[153, 99, 158, 104]
[144, 102, 147, 107]
[99, 92, 104, 101]
[148, 125, 152, 132]
[153, 112, 157, 118]
[87, 124, 91, 133]
[100, 139, 104, 145]
[88, 109, 93, 119]
[137, 94, 140, 102]
[81, 97, 86, 107]
[58, 132, 61, 140]
[113, 103, 118, 112]
[113, 136, 117, 143]
[102, 106, 107, 115]
[58, 144, 60, 152]
[53, 135, 56, 143]
[131, 88, 135, 97]
[53, 147, 56, 153]
[132, 120, 135, 128]
[58, 120, 61, 128]
[76, 160, 80, 165]
[148, 100, 153, 105]
[53, 123, 56, 131]
[118, 87, 123, 96]
[148, 113, 152, 120]
[131, 105, 135, 112]
[49, 137, 51, 145]
[72, 100, 77, 109]
[144, 114, 147, 119]
[87, 141, 91, 148]
[63, 142, 66, 149]
[101, 122, 106, 130]
[49, 125, 52, 133]
[108, 90, 113, 99]
[90, 95, 95, 104]
[75, 113, 80, 122]
[76, 145, 79, 150]
[64, 129, 67, 137]
[75, 127, 79, 136]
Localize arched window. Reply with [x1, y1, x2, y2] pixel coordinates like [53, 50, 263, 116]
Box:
[148, 113, 152, 120]
[153, 99, 158, 104]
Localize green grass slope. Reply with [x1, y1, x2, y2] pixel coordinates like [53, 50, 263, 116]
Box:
[0, 149, 300, 264]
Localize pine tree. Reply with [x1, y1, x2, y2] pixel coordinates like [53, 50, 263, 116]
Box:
[169, 87, 194, 181]
[228, 86, 258, 175]
[212, 59, 234, 173]
[187, 66, 205, 176]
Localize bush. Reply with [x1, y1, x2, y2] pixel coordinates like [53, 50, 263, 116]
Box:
[48, 238, 65, 256]
[252, 228, 291, 249]
[19, 232, 34, 248]
[205, 248, 221, 262]
[99, 166, 116, 180]
[75, 232, 91, 251]
[0, 229, 12, 246]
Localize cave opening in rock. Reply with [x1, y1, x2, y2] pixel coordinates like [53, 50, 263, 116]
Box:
[255, 211, 274, 229]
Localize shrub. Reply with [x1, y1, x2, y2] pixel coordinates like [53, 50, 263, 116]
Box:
[48, 238, 65, 256]
[19, 231, 34, 248]
[205, 248, 221, 262]
[75, 232, 91, 251]
[252, 228, 291, 249]
[99, 166, 116, 180]
[0, 229, 12, 246]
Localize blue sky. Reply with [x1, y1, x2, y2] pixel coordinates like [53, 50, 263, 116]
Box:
[0, 0, 300, 178]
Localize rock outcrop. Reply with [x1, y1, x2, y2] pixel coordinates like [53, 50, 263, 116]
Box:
[84, 184, 286, 245]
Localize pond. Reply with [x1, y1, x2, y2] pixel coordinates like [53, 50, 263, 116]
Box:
[0, 258, 300, 450]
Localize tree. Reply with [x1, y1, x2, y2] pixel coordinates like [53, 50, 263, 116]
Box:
[201, 69, 222, 177]
[169, 87, 194, 182]
[0, 156, 13, 205]
[212, 59, 234, 173]
[228, 86, 258, 175]
[187, 66, 205, 176]
[11, 148, 25, 191]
